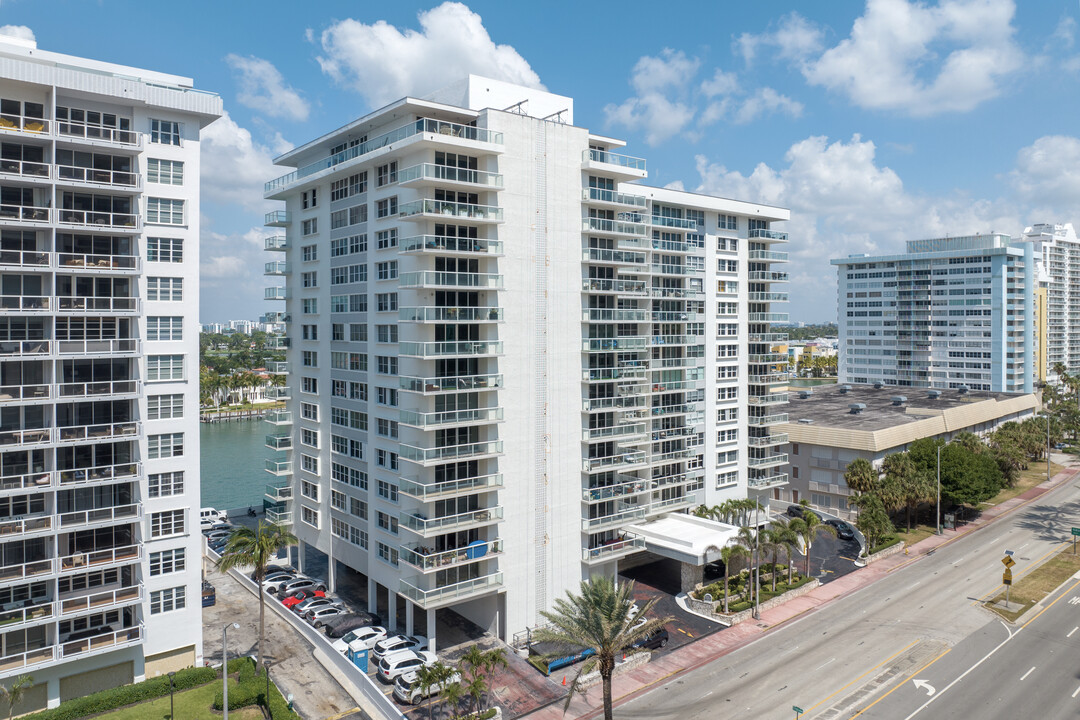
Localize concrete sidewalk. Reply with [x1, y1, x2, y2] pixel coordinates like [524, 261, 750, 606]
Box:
[525, 459, 1080, 719]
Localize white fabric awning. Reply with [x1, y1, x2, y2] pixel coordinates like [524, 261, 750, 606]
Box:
[627, 513, 742, 565]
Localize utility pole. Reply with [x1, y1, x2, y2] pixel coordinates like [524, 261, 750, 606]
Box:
[1048, 412, 1051, 483]
[752, 505, 761, 620]
[936, 444, 942, 535]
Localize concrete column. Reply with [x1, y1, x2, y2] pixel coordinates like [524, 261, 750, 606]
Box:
[46, 678, 60, 709]
[405, 602, 414, 636]
[328, 545, 336, 594]
[427, 608, 437, 654]
[368, 577, 377, 613]
[679, 561, 702, 593]
[387, 589, 397, 631]
[296, 540, 306, 574]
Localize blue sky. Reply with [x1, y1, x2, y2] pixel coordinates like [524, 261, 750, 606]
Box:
[3, 0, 1079, 323]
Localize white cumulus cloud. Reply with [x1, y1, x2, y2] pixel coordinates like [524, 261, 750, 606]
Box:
[317, 2, 543, 108]
[200, 227, 274, 321]
[736, 12, 824, 66]
[225, 54, 309, 122]
[200, 112, 288, 213]
[732, 87, 804, 125]
[1011, 135, 1080, 212]
[0, 25, 34, 42]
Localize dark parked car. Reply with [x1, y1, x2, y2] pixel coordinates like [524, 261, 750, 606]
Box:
[786, 504, 818, 521]
[632, 628, 670, 650]
[324, 611, 384, 638]
[826, 518, 855, 540]
[202, 580, 216, 607]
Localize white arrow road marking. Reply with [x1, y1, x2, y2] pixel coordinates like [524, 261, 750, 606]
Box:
[912, 679, 936, 696]
[1020, 666, 1036, 681]
[1068, 596, 1080, 606]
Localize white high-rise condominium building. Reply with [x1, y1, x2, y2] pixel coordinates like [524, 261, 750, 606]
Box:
[833, 234, 1034, 393]
[262, 76, 788, 647]
[0, 37, 220, 710]
[1021, 223, 1080, 385]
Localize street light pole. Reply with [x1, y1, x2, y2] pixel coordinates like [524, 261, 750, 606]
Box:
[1047, 412, 1052, 483]
[936, 444, 942, 535]
[222, 621, 239, 720]
[752, 506, 761, 620]
[167, 671, 175, 720]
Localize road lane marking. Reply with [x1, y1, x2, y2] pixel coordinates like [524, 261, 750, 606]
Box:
[1072, 685, 1080, 699]
[801, 639, 922, 714]
[851, 648, 951, 719]
[971, 541, 1069, 606]
[815, 658, 835, 671]
[1020, 666, 1036, 681]
[1068, 626, 1078, 638]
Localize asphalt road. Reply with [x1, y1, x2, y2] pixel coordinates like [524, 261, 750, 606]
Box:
[618, 473, 1080, 720]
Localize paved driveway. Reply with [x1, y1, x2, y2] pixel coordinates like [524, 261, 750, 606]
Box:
[619, 562, 722, 655]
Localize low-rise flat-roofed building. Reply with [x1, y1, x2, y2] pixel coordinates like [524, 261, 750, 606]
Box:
[776, 384, 1037, 520]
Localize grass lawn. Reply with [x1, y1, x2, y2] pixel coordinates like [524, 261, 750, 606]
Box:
[94, 679, 262, 720]
[893, 523, 936, 548]
[984, 546, 1080, 622]
[983, 460, 1065, 507]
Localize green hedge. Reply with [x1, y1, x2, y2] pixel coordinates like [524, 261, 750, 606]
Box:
[863, 536, 903, 557]
[212, 656, 300, 720]
[20, 666, 217, 720]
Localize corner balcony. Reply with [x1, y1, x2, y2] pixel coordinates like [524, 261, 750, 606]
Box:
[265, 480, 292, 502]
[264, 235, 288, 251]
[400, 373, 503, 394]
[398, 271, 503, 290]
[582, 278, 648, 296]
[748, 333, 789, 343]
[265, 211, 290, 227]
[399, 341, 503, 359]
[582, 450, 646, 472]
[748, 271, 790, 283]
[582, 506, 647, 532]
[398, 199, 503, 224]
[748, 250, 789, 262]
[58, 462, 139, 487]
[265, 410, 293, 426]
[581, 217, 648, 239]
[747, 229, 788, 243]
[264, 261, 288, 276]
[58, 503, 140, 529]
[400, 539, 503, 573]
[267, 336, 290, 350]
[583, 535, 646, 564]
[748, 354, 790, 365]
[56, 209, 141, 233]
[747, 373, 789, 385]
[58, 380, 139, 400]
[747, 292, 789, 302]
[265, 386, 291, 401]
[263, 311, 289, 324]
[400, 472, 503, 501]
[268, 361, 288, 374]
[583, 475, 650, 503]
[400, 234, 503, 257]
[748, 453, 789, 469]
[56, 253, 140, 273]
[400, 440, 503, 466]
[265, 433, 292, 451]
[398, 572, 503, 609]
[264, 459, 293, 477]
[748, 313, 789, 323]
[56, 421, 138, 444]
[397, 163, 503, 190]
[60, 624, 143, 661]
[265, 507, 292, 524]
[400, 306, 503, 323]
[399, 407, 504, 428]
[583, 337, 649, 352]
[400, 506, 503, 536]
[264, 287, 288, 301]
[747, 413, 789, 427]
[582, 187, 646, 208]
[582, 149, 647, 179]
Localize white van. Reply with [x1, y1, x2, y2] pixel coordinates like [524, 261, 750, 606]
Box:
[392, 669, 461, 705]
[200, 508, 227, 522]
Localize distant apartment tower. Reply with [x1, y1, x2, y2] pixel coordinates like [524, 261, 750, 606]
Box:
[832, 234, 1033, 393]
[261, 76, 789, 647]
[1020, 223, 1080, 385]
[0, 37, 220, 710]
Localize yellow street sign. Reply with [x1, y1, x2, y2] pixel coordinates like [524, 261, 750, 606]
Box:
[1002, 556, 1016, 568]
[1003, 569, 1013, 585]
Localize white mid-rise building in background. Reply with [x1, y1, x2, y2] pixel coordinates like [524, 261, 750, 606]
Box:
[0, 37, 220, 711]
[262, 76, 789, 648]
[1020, 223, 1080, 385]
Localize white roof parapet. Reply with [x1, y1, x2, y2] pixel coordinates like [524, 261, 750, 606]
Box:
[627, 514, 742, 565]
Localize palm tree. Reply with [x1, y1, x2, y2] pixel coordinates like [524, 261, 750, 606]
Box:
[458, 644, 506, 715]
[442, 679, 465, 720]
[535, 577, 670, 720]
[0, 675, 32, 720]
[760, 526, 784, 592]
[771, 517, 800, 584]
[718, 543, 749, 613]
[415, 662, 454, 720]
[790, 512, 837, 577]
[735, 526, 759, 605]
[844, 458, 878, 504]
[217, 521, 298, 667]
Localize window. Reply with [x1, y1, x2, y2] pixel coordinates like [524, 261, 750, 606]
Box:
[375, 325, 398, 343]
[147, 277, 183, 301]
[147, 355, 183, 381]
[331, 490, 346, 511]
[332, 462, 367, 489]
[331, 234, 367, 256]
[150, 586, 186, 614]
[375, 261, 397, 280]
[376, 293, 397, 312]
[376, 229, 398, 249]
[376, 162, 397, 186]
[377, 511, 399, 535]
[147, 159, 183, 185]
[376, 197, 398, 218]
[148, 433, 184, 459]
[350, 497, 368, 519]
[302, 272, 317, 288]
[718, 214, 737, 231]
[302, 350, 318, 367]
[377, 479, 398, 502]
[148, 471, 184, 498]
[302, 189, 318, 208]
[376, 387, 398, 406]
[377, 542, 399, 566]
[301, 402, 319, 421]
[147, 238, 183, 262]
[148, 394, 184, 420]
[301, 480, 319, 500]
[147, 316, 183, 341]
[147, 198, 184, 225]
[301, 377, 318, 394]
[301, 428, 319, 448]
[302, 299, 318, 314]
[149, 548, 186, 576]
[150, 509, 185, 537]
[331, 265, 366, 284]
[376, 356, 398, 375]
[302, 324, 318, 341]
[301, 454, 319, 474]
[350, 325, 367, 342]
[302, 245, 318, 262]
[302, 218, 318, 236]
[301, 505, 319, 528]
[150, 119, 181, 146]
[376, 418, 399, 438]
[330, 172, 367, 201]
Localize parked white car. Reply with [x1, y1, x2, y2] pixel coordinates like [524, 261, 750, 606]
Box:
[377, 650, 438, 683]
[372, 634, 428, 659]
[393, 668, 461, 705]
[331, 626, 388, 654]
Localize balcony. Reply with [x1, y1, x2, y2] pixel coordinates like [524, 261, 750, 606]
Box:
[58, 503, 140, 529]
[56, 253, 140, 273]
[57, 421, 138, 443]
[583, 337, 648, 352]
[400, 539, 502, 573]
[649, 495, 697, 514]
[748, 312, 790, 323]
[0, 295, 49, 312]
[582, 149, 647, 178]
[264, 211, 290, 227]
[0, 383, 49, 402]
[264, 459, 293, 477]
[652, 238, 690, 253]
[748, 272, 790, 283]
[398, 199, 503, 223]
[747, 229, 788, 242]
[747, 433, 789, 447]
[400, 306, 503, 323]
[0, 646, 55, 674]
[0, 340, 49, 357]
[582, 367, 646, 382]
[748, 333, 789, 343]
[265, 386, 291, 401]
[748, 453, 789, 469]
[264, 287, 288, 301]
[0, 204, 49, 224]
[400, 440, 503, 465]
[400, 506, 503, 536]
[582, 450, 646, 472]
[264, 235, 288, 251]
[582, 187, 646, 208]
[58, 462, 139, 486]
[0, 248, 49, 269]
[398, 572, 503, 609]
[56, 165, 140, 190]
[262, 311, 289, 324]
[60, 624, 142, 660]
[399, 341, 503, 358]
[265, 507, 292, 524]
[747, 393, 789, 406]
[399, 407, 503, 428]
[0, 158, 48, 181]
[582, 278, 648, 296]
[398, 271, 503, 290]
[0, 556, 54, 583]
[583, 535, 646, 564]
[583, 476, 650, 502]
[0, 514, 51, 537]
[0, 113, 48, 136]
[397, 163, 503, 189]
[584, 248, 647, 266]
[0, 470, 54, 493]
[58, 380, 139, 399]
[583, 395, 648, 412]
[56, 119, 139, 147]
[56, 297, 140, 314]
[265, 410, 293, 425]
[59, 584, 141, 617]
[649, 215, 699, 230]
[747, 373, 788, 385]
[0, 598, 54, 628]
[400, 234, 503, 256]
[265, 480, 292, 502]
[650, 287, 702, 299]
[650, 335, 697, 346]
[268, 361, 288, 374]
[264, 261, 288, 276]
[748, 471, 789, 489]
[56, 209, 140, 232]
[584, 308, 649, 323]
[748, 250, 789, 262]
[748, 354, 790, 364]
[58, 544, 141, 573]
[747, 292, 789, 302]
[400, 374, 503, 394]
[582, 506, 647, 531]
[56, 338, 139, 356]
[267, 337, 289, 350]
[400, 473, 503, 501]
[583, 423, 647, 442]
[581, 217, 648, 238]
[747, 413, 789, 427]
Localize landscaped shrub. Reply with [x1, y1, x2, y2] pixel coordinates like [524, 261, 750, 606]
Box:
[863, 536, 902, 556]
[20, 666, 216, 720]
[213, 656, 300, 720]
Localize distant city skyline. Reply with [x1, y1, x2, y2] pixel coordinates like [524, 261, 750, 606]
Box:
[2, 0, 1077, 322]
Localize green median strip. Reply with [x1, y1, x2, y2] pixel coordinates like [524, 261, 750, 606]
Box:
[984, 547, 1080, 622]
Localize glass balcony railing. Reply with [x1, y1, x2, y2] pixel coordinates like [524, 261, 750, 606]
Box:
[397, 163, 503, 188]
[60, 624, 142, 659]
[584, 248, 647, 265]
[400, 539, 502, 572]
[0, 383, 49, 401]
[58, 380, 139, 399]
[56, 209, 139, 230]
[1, 470, 54, 492]
[582, 217, 648, 237]
[266, 507, 292, 524]
[582, 278, 647, 295]
[0, 515, 51, 536]
[398, 199, 503, 222]
[400, 473, 503, 500]
[583, 337, 649, 352]
[748, 313, 790, 323]
[264, 459, 293, 476]
[582, 450, 647, 472]
[583, 476, 650, 502]
[57, 296, 139, 313]
[56, 165, 139, 189]
[400, 374, 503, 394]
[650, 215, 698, 229]
[58, 503, 140, 528]
[265, 433, 292, 451]
[58, 462, 139, 486]
[400, 507, 503, 535]
[56, 421, 138, 443]
[650, 287, 702, 299]
[0, 295, 49, 311]
[400, 234, 503, 256]
[398, 271, 503, 289]
[59, 584, 141, 616]
[55, 338, 138, 356]
[0, 248, 49, 268]
[0, 204, 49, 223]
[0, 340, 48, 357]
[748, 229, 788, 241]
[748, 292, 789, 302]
[747, 413, 789, 427]
[265, 410, 293, 425]
[56, 253, 139, 272]
[264, 261, 288, 275]
[583, 149, 646, 171]
[400, 441, 503, 464]
[56, 119, 138, 146]
[58, 544, 141, 573]
[583, 535, 645, 563]
[585, 308, 650, 323]
[748, 271, 790, 282]
[265, 481, 292, 501]
[583, 422, 647, 442]
[399, 341, 503, 358]
[748, 250, 789, 262]
[748, 453, 789, 468]
[748, 433, 789, 447]
[398, 572, 503, 608]
[264, 287, 288, 301]
[582, 187, 646, 207]
[0, 113, 48, 136]
[264, 210, 290, 226]
[264, 235, 288, 251]
[399, 407, 503, 427]
[582, 506, 647, 531]
[0, 158, 48, 179]
[400, 307, 503, 323]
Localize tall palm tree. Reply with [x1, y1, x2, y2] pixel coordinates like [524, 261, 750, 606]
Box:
[218, 521, 298, 667]
[718, 543, 749, 612]
[760, 526, 784, 592]
[415, 662, 454, 720]
[0, 675, 32, 720]
[789, 512, 837, 577]
[844, 457, 878, 505]
[735, 526, 758, 604]
[770, 517, 800, 584]
[535, 577, 670, 720]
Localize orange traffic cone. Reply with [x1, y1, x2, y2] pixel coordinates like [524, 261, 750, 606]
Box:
[562, 675, 567, 686]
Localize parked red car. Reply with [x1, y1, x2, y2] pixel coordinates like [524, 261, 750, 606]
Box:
[282, 589, 325, 609]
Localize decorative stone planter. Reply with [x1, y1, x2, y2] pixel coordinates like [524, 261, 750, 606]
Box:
[855, 541, 906, 567]
[709, 578, 822, 626]
[577, 651, 651, 689]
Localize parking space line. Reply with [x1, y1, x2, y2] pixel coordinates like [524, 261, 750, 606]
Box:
[1020, 666, 1036, 681]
